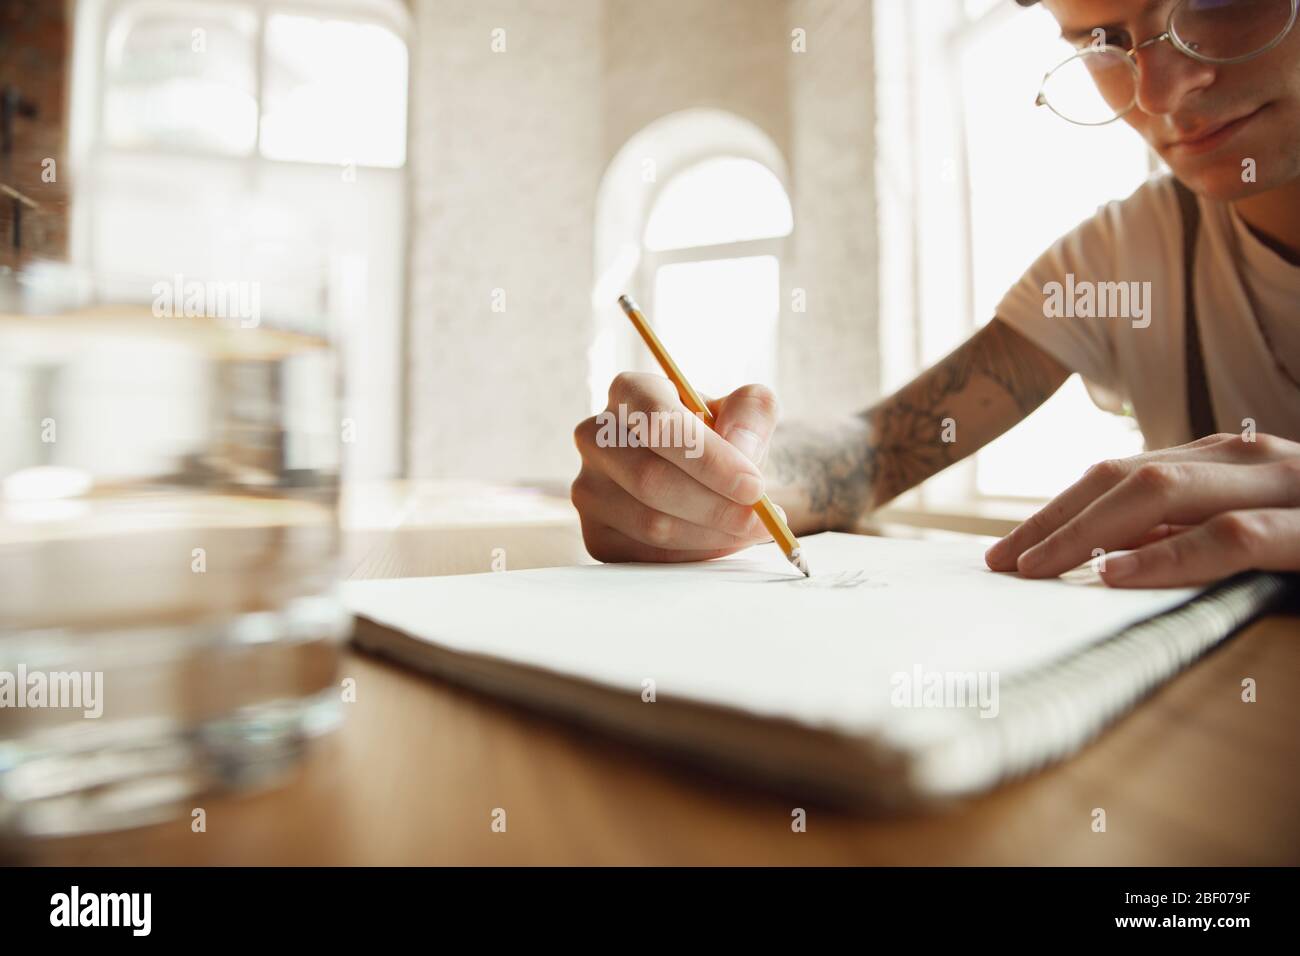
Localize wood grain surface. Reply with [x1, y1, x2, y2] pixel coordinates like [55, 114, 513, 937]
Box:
[19, 484, 1300, 865]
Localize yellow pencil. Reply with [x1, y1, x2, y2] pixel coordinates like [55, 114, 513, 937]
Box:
[617, 294, 810, 577]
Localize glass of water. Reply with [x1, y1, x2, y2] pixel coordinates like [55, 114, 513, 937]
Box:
[0, 294, 348, 837]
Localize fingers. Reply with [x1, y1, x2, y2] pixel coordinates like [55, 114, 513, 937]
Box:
[1015, 461, 1300, 578]
[1122, 523, 1191, 549]
[1101, 509, 1300, 588]
[574, 426, 768, 537]
[985, 435, 1300, 571]
[599, 372, 767, 505]
[572, 374, 788, 565]
[571, 467, 767, 555]
[712, 384, 781, 468]
[985, 458, 1134, 571]
[576, 520, 749, 565]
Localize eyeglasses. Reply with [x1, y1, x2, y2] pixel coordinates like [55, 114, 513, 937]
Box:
[1035, 0, 1299, 126]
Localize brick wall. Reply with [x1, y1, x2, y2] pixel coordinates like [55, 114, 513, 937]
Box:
[0, 0, 70, 270]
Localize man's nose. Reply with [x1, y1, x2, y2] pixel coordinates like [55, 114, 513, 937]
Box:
[1133, 40, 1216, 117]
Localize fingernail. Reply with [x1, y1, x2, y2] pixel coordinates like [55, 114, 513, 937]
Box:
[726, 427, 763, 462]
[731, 472, 764, 504]
[1103, 553, 1138, 580]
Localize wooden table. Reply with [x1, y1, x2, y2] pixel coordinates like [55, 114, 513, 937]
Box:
[20, 483, 1300, 865]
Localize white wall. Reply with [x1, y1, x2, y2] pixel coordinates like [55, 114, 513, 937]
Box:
[406, 0, 603, 481]
[784, 0, 878, 419]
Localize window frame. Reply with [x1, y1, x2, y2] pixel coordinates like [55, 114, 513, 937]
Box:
[92, 0, 410, 169]
[636, 236, 786, 373]
[634, 158, 791, 382]
[591, 110, 794, 416]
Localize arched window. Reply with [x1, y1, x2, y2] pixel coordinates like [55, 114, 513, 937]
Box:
[643, 157, 792, 251]
[591, 110, 792, 409]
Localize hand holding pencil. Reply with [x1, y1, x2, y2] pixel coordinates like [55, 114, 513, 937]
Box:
[569, 295, 809, 576]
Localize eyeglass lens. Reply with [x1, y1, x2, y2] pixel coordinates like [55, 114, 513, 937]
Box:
[1040, 0, 1294, 124]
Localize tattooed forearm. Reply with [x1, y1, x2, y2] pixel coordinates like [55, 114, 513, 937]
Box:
[860, 319, 1067, 504]
[901, 315, 1068, 419]
[768, 418, 877, 531]
[768, 320, 1069, 533]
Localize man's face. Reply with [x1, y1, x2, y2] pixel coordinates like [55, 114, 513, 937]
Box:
[1043, 0, 1300, 200]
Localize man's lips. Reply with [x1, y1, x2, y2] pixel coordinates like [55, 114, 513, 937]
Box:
[1163, 105, 1266, 155]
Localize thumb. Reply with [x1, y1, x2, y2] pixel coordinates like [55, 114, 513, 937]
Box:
[710, 384, 780, 466]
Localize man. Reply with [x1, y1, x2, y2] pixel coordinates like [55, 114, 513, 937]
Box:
[571, 0, 1300, 587]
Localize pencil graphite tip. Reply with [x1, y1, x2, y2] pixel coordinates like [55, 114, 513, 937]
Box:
[618, 294, 639, 313]
[790, 548, 810, 578]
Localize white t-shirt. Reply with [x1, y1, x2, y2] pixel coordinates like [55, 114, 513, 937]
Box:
[996, 174, 1300, 451]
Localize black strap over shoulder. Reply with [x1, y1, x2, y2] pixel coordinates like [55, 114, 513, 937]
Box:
[1172, 178, 1217, 440]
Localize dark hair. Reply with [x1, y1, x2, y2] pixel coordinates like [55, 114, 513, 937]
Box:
[1016, 0, 1040, 5]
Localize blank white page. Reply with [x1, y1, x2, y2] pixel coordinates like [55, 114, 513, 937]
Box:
[342, 533, 1199, 741]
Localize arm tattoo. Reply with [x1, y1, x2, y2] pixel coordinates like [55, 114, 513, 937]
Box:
[769, 418, 877, 531]
[770, 320, 1067, 530]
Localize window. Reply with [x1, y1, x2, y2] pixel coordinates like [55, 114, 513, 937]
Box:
[651, 256, 781, 400]
[259, 13, 407, 167]
[591, 111, 792, 411]
[875, 0, 1149, 511]
[100, 2, 407, 165]
[642, 157, 791, 399]
[103, 3, 258, 155]
[72, 0, 410, 479]
[643, 158, 793, 252]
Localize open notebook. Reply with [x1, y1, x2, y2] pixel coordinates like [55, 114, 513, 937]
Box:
[342, 532, 1290, 808]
